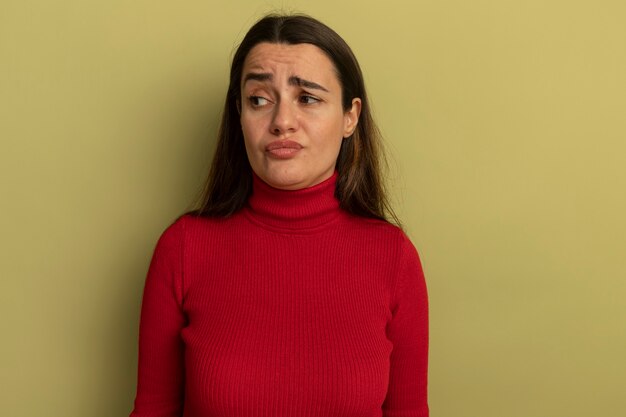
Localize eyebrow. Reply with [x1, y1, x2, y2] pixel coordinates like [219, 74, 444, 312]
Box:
[243, 73, 329, 92]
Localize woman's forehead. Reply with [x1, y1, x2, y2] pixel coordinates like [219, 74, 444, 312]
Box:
[242, 42, 338, 85]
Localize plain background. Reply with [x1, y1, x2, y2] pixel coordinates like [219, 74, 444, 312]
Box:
[1, 1, 625, 416]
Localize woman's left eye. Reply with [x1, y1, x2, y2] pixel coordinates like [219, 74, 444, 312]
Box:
[299, 95, 320, 105]
[249, 96, 270, 106]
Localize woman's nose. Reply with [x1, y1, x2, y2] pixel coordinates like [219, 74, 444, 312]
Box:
[270, 100, 298, 135]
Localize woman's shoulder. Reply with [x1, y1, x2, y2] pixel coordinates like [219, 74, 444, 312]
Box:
[155, 212, 242, 244]
[341, 213, 417, 251]
[174, 212, 234, 228]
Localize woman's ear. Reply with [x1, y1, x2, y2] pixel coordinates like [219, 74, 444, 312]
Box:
[236, 99, 241, 115]
[343, 98, 362, 138]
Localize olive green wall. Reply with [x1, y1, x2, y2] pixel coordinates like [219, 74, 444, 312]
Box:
[1, 1, 624, 416]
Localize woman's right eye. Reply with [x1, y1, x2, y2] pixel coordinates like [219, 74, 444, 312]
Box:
[249, 96, 269, 107]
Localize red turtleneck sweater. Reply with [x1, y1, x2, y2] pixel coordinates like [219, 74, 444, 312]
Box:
[130, 172, 429, 417]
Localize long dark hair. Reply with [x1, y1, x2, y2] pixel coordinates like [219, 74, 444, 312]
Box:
[190, 13, 400, 226]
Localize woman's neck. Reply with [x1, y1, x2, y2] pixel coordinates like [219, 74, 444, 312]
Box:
[245, 171, 341, 232]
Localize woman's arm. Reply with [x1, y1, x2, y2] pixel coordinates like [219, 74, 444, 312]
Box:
[130, 220, 186, 417]
[382, 234, 430, 417]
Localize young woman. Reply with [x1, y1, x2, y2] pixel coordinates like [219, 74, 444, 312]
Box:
[130, 13, 429, 417]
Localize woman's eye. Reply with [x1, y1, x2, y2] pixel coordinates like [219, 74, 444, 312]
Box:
[249, 96, 269, 107]
[299, 95, 319, 105]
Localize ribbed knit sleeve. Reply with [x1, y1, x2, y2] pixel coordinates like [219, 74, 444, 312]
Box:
[382, 234, 429, 417]
[130, 219, 186, 417]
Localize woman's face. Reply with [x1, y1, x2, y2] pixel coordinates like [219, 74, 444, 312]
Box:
[239, 42, 361, 190]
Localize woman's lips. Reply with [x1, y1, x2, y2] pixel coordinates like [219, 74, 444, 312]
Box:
[265, 140, 303, 159]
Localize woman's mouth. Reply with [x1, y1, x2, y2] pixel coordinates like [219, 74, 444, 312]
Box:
[266, 140, 303, 159]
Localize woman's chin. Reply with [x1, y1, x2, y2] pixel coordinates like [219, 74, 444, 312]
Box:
[255, 166, 309, 190]
[254, 163, 334, 190]
[263, 173, 307, 190]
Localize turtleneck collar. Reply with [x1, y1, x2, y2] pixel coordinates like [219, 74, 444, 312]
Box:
[244, 171, 341, 232]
